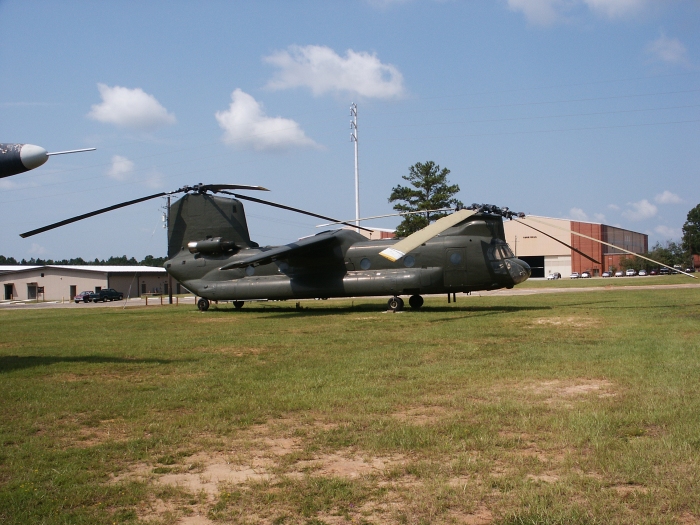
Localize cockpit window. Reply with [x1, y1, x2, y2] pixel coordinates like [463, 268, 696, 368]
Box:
[488, 242, 515, 261]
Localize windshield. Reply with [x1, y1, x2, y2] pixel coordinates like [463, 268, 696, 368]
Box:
[488, 242, 515, 261]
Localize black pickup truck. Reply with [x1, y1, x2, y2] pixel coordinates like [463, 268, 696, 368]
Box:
[92, 288, 124, 302]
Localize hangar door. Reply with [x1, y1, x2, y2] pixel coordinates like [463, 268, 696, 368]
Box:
[518, 256, 545, 278]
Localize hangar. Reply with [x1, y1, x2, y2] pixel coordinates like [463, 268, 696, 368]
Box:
[504, 217, 648, 278]
[0, 265, 168, 302]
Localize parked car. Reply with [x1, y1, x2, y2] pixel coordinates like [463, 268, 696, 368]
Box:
[615, 270, 624, 277]
[547, 272, 561, 280]
[685, 267, 695, 273]
[625, 269, 637, 277]
[649, 269, 658, 275]
[602, 271, 613, 278]
[638, 269, 647, 276]
[581, 271, 591, 278]
[74, 290, 95, 303]
[659, 267, 670, 275]
[570, 272, 580, 279]
[92, 288, 124, 302]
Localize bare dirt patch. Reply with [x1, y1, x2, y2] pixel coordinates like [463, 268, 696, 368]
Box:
[526, 379, 616, 405]
[533, 316, 599, 328]
[448, 506, 493, 524]
[610, 483, 649, 495]
[294, 452, 404, 478]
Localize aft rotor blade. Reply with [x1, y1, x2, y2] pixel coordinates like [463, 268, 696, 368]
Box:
[316, 208, 455, 227]
[204, 184, 269, 192]
[514, 220, 601, 265]
[521, 216, 697, 279]
[219, 191, 374, 233]
[20, 191, 169, 238]
[380, 209, 477, 262]
[46, 147, 96, 156]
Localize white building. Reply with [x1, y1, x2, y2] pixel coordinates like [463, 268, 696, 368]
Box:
[0, 265, 168, 301]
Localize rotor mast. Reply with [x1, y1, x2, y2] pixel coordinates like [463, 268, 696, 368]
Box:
[350, 103, 360, 234]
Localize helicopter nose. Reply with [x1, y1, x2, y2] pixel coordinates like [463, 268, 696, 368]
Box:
[507, 258, 531, 285]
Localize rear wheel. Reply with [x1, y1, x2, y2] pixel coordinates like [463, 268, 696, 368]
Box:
[197, 298, 210, 311]
[387, 296, 404, 311]
[233, 301, 244, 309]
[409, 295, 424, 310]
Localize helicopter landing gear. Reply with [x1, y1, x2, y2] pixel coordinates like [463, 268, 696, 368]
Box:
[409, 294, 424, 310]
[197, 298, 210, 311]
[233, 301, 244, 309]
[387, 296, 404, 311]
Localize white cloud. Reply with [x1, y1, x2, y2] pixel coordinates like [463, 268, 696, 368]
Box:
[507, 0, 646, 25]
[264, 45, 405, 99]
[507, 0, 568, 26]
[107, 155, 134, 181]
[88, 84, 176, 131]
[582, 0, 646, 19]
[569, 207, 589, 221]
[654, 225, 680, 240]
[646, 34, 690, 66]
[654, 190, 682, 204]
[622, 199, 657, 221]
[215, 89, 319, 151]
[593, 213, 606, 222]
[144, 169, 165, 189]
[607, 203, 620, 211]
[28, 243, 47, 255]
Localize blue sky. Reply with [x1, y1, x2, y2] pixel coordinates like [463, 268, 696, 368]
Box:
[1, 0, 698, 260]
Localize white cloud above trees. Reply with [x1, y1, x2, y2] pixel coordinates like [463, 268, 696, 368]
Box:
[654, 190, 682, 204]
[88, 84, 176, 131]
[264, 45, 405, 99]
[215, 89, 318, 151]
[622, 199, 657, 221]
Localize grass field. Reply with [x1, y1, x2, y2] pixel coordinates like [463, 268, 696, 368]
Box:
[1, 283, 699, 525]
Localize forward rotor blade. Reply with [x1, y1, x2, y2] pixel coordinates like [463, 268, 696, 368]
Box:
[205, 184, 269, 192]
[521, 216, 697, 279]
[316, 208, 455, 227]
[46, 147, 96, 156]
[514, 220, 601, 265]
[380, 209, 477, 262]
[219, 191, 374, 233]
[20, 191, 169, 238]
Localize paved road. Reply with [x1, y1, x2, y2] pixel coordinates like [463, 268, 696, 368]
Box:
[1, 283, 698, 310]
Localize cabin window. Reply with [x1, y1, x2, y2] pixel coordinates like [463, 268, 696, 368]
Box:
[360, 258, 371, 270]
[449, 252, 462, 265]
[403, 255, 415, 268]
[488, 243, 515, 261]
[245, 265, 255, 276]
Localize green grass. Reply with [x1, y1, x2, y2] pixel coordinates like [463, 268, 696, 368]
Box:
[1, 285, 700, 524]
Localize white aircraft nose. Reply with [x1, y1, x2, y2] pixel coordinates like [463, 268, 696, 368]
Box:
[20, 144, 48, 170]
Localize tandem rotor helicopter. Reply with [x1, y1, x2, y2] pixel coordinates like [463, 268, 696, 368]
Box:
[19, 183, 695, 311]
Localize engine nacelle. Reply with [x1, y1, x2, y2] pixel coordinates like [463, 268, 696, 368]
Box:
[187, 238, 238, 254]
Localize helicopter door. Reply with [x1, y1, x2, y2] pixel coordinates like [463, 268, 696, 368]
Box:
[444, 248, 467, 287]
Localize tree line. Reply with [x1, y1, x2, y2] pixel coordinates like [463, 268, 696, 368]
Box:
[0, 254, 167, 267]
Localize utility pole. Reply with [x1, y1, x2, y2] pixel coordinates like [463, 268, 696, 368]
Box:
[350, 103, 360, 233]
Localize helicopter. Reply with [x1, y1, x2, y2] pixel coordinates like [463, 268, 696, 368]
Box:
[0, 143, 95, 179]
[19, 183, 694, 311]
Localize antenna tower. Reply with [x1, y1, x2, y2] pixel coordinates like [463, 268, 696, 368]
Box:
[350, 103, 359, 233]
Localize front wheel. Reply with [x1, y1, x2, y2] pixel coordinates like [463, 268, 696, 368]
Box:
[233, 301, 244, 310]
[387, 296, 404, 311]
[197, 298, 210, 311]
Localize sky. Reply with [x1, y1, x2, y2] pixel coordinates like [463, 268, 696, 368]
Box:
[1, 0, 698, 261]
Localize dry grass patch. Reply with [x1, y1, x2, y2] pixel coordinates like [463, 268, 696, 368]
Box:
[391, 405, 453, 426]
[532, 316, 599, 328]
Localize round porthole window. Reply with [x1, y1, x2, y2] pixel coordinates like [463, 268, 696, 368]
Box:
[450, 252, 462, 266]
[245, 265, 255, 276]
[360, 257, 371, 270]
[278, 261, 289, 272]
[404, 255, 415, 268]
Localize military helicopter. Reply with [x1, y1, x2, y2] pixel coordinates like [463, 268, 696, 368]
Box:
[19, 183, 694, 311]
[0, 143, 95, 179]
